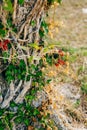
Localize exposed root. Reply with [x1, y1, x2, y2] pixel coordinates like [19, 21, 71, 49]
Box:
[15, 78, 32, 103]
[1, 80, 22, 108]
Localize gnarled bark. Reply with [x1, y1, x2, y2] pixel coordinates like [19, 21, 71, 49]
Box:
[0, 0, 47, 108]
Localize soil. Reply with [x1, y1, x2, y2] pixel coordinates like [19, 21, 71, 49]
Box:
[48, 0, 87, 48]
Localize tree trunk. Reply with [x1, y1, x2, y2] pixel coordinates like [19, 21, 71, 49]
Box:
[0, 0, 47, 108]
[13, 0, 46, 43]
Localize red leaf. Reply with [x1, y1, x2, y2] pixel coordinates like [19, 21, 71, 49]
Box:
[55, 63, 59, 67]
[58, 49, 64, 56]
[58, 59, 65, 65]
[2, 44, 8, 51]
[4, 39, 10, 44]
[0, 39, 10, 51]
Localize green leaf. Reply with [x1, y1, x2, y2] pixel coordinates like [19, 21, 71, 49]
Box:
[17, 103, 23, 110]
[41, 21, 48, 28]
[7, 17, 13, 27]
[12, 27, 17, 33]
[81, 83, 87, 94]
[41, 20, 48, 35]
[7, 76, 14, 81]
[0, 120, 4, 130]
[18, 75, 21, 80]
[24, 118, 29, 126]
[0, 29, 6, 37]
[10, 101, 17, 108]
[48, 0, 62, 5]
[18, 0, 24, 5]
[33, 109, 40, 116]
[0, 109, 4, 116]
[8, 64, 15, 70]
[46, 54, 53, 65]
[7, 113, 15, 120]
[5, 70, 12, 76]
[26, 75, 30, 81]
[0, 127, 4, 130]
[31, 20, 36, 26]
[31, 64, 36, 71]
[28, 95, 35, 101]
[31, 89, 37, 95]
[74, 99, 80, 108]
[35, 71, 42, 77]
[3, 0, 13, 13]
[57, 0, 62, 4]
[14, 116, 23, 123]
[28, 56, 33, 63]
[39, 30, 44, 38]
[47, 79, 52, 84]
[14, 69, 18, 74]
[19, 60, 26, 68]
[28, 43, 40, 50]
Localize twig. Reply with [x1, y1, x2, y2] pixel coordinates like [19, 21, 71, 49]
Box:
[13, 0, 18, 23]
[24, 24, 28, 40]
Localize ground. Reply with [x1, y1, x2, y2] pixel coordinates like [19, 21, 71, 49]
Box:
[48, 0, 87, 48]
[42, 0, 87, 129]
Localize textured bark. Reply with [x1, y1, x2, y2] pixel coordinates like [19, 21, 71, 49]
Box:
[14, 0, 46, 42]
[0, 0, 47, 108]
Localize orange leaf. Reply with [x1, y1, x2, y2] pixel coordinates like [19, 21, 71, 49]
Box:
[28, 126, 34, 130]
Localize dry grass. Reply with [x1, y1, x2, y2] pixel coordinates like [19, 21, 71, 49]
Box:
[44, 0, 87, 129]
